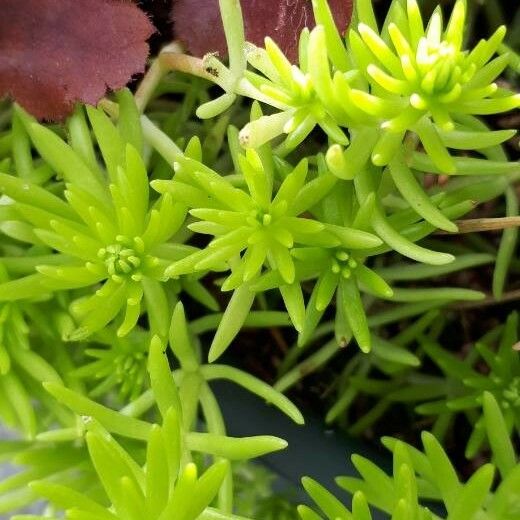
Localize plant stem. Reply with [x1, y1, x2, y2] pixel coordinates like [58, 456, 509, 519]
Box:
[274, 339, 340, 393]
[435, 216, 520, 234]
[135, 42, 184, 112]
[159, 51, 216, 82]
[140, 114, 183, 163]
[159, 48, 276, 106]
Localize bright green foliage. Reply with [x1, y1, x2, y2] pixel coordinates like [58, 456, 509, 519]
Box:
[288, 243, 391, 352]
[234, 0, 520, 169]
[349, 0, 519, 171]
[153, 110, 501, 357]
[160, 142, 342, 287]
[0, 432, 98, 515]
[154, 118, 385, 356]
[41, 308, 297, 451]
[164, 302, 304, 426]
[0, 301, 52, 438]
[0, 262, 70, 438]
[273, 240, 499, 401]
[16, 303, 300, 516]
[196, 0, 518, 234]
[0, 0, 518, 518]
[17, 418, 242, 520]
[0, 95, 212, 340]
[300, 448, 434, 520]
[240, 31, 350, 154]
[301, 395, 520, 519]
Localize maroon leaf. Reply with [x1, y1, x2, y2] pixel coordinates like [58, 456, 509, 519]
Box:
[172, 0, 353, 63]
[0, 0, 154, 121]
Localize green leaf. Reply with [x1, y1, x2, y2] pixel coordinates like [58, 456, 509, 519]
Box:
[169, 302, 199, 371]
[279, 282, 305, 332]
[0, 173, 75, 220]
[148, 335, 182, 419]
[43, 382, 152, 440]
[448, 464, 494, 520]
[86, 105, 126, 184]
[389, 153, 456, 231]
[187, 460, 230, 520]
[201, 364, 304, 424]
[209, 282, 255, 362]
[29, 482, 116, 520]
[483, 391, 517, 478]
[85, 430, 143, 516]
[26, 122, 106, 200]
[145, 425, 170, 517]
[117, 89, 143, 153]
[186, 432, 287, 460]
[302, 477, 353, 519]
[421, 432, 460, 509]
[340, 277, 371, 352]
[372, 336, 420, 367]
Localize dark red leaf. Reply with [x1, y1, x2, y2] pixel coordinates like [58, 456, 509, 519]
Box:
[0, 0, 154, 121]
[172, 0, 353, 63]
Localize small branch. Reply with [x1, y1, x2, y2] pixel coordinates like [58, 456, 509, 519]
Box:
[140, 115, 183, 163]
[159, 47, 278, 107]
[436, 216, 520, 235]
[159, 51, 216, 83]
[135, 42, 185, 112]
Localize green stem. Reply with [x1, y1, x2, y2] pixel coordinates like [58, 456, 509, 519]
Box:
[199, 383, 234, 514]
[274, 339, 339, 393]
[140, 115, 183, 163]
[435, 216, 520, 235]
[135, 43, 184, 112]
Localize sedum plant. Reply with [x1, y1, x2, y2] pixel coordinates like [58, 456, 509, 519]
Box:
[154, 107, 386, 355]
[0, 0, 518, 518]
[416, 311, 520, 457]
[0, 94, 212, 341]
[0, 265, 62, 438]
[5, 304, 300, 516]
[20, 418, 242, 520]
[71, 325, 151, 402]
[201, 0, 519, 179]
[300, 392, 520, 519]
[347, 0, 519, 171]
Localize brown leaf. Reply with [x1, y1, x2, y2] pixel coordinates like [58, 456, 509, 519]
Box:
[0, 0, 154, 121]
[172, 0, 353, 63]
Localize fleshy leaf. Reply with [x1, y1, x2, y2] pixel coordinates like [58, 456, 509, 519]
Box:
[172, 0, 353, 62]
[0, 0, 154, 120]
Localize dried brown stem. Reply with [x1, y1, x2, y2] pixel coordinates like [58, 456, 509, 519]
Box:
[436, 216, 520, 235]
